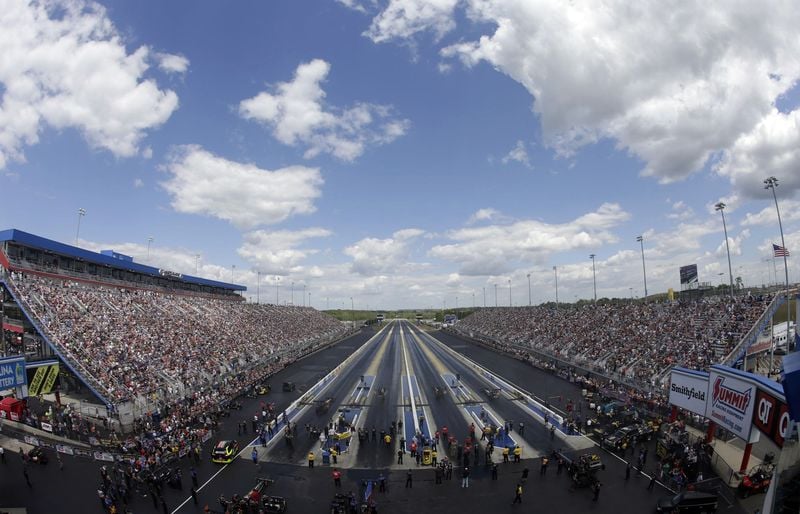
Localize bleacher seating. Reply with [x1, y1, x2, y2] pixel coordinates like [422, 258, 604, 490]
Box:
[9, 272, 347, 403]
[452, 295, 771, 390]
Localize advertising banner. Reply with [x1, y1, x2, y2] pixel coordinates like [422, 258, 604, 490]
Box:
[668, 368, 709, 417]
[706, 368, 757, 441]
[0, 355, 27, 389]
[679, 264, 699, 286]
[752, 389, 792, 448]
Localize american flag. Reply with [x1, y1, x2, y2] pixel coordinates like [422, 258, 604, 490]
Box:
[773, 243, 791, 257]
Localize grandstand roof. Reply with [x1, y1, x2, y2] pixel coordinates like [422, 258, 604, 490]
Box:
[0, 228, 246, 292]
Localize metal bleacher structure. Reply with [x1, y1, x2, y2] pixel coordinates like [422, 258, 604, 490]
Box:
[0, 228, 247, 430]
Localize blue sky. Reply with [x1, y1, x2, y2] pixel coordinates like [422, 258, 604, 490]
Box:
[2, 0, 800, 309]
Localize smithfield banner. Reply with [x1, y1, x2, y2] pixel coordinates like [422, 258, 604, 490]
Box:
[706, 366, 757, 441]
[669, 367, 709, 417]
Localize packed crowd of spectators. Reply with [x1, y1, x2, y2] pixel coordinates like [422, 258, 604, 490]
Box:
[8, 272, 348, 404]
[453, 295, 771, 391]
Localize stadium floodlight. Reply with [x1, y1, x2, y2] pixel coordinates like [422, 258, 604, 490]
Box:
[714, 202, 735, 298]
[483, 287, 486, 308]
[256, 270, 261, 304]
[589, 254, 597, 303]
[195, 254, 200, 274]
[303, 284, 306, 307]
[147, 237, 154, 261]
[75, 208, 86, 245]
[636, 235, 648, 299]
[527, 273, 531, 306]
[275, 275, 280, 304]
[508, 279, 511, 307]
[553, 266, 559, 310]
[291, 281, 294, 306]
[494, 283, 498, 307]
[764, 176, 791, 358]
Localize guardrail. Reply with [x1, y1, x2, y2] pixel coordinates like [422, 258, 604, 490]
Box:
[723, 291, 792, 366]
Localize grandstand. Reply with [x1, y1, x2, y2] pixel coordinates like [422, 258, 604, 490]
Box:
[0, 229, 348, 431]
[451, 295, 778, 394]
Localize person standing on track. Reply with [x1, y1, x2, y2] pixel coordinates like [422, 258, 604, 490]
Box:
[512, 483, 523, 504]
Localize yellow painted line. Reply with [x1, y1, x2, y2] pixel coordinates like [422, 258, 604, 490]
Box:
[407, 323, 449, 376]
[364, 323, 394, 376]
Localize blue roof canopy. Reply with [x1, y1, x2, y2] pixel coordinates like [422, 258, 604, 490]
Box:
[0, 228, 246, 292]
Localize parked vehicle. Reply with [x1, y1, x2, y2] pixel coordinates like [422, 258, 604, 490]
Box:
[738, 465, 774, 498]
[656, 491, 718, 513]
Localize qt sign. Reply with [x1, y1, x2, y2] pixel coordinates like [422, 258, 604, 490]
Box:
[753, 389, 791, 448]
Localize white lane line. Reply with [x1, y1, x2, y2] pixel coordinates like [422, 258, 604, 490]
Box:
[400, 324, 420, 434]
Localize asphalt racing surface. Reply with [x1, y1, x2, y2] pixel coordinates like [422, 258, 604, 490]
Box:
[0, 321, 749, 513]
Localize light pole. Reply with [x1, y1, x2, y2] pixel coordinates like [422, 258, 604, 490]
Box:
[714, 202, 735, 298]
[350, 296, 354, 329]
[75, 208, 86, 245]
[527, 273, 531, 306]
[256, 270, 261, 304]
[147, 237, 154, 261]
[553, 266, 559, 310]
[508, 279, 512, 307]
[589, 254, 597, 303]
[275, 276, 280, 304]
[291, 282, 294, 306]
[636, 235, 648, 299]
[303, 284, 306, 307]
[494, 283, 498, 307]
[231, 264, 236, 283]
[472, 292, 475, 308]
[629, 287, 633, 300]
[483, 287, 486, 307]
[195, 254, 200, 274]
[764, 176, 791, 354]
[308, 291, 311, 309]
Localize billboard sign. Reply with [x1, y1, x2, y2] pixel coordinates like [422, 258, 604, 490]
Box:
[752, 389, 791, 448]
[669, 367, 709, 417]
[705, 368, 757, 440]
[679, 264, 699, 286]
[0, 355, 27, 389]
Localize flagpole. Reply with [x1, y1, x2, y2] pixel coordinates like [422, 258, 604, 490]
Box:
[765, 177, 791, 354]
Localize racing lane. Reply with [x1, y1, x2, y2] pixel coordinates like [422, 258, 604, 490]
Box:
[263, 323, 396, 465]
[413, 326, 566, 456]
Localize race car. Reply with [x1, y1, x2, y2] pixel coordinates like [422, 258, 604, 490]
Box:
[211, 440, 240, 464]
[256, 384, 271, 395]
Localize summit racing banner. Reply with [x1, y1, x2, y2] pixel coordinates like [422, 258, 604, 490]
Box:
[705, 368, 757, 441]
[668, 367, 708, 417]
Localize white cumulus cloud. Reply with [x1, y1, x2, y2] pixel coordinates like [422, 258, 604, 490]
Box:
[430, 203, 630, 275]
[0, 0, 180, 169]
[161, 145, 323, 229]
[715, 109, 800, 197]
[365, 0, 459, 43]
[239, 59, 409, 161]
[741, 200, 800, 227]
[501, 140, 530, 167]
[155, 52, 189, 74]
[238, 228, 332, 275]
[360, 1, 800, 187]
[344, 228, 425, 276]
